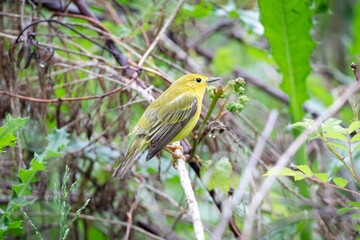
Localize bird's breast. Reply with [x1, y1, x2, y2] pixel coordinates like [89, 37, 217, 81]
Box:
[171, 100, 202, 142]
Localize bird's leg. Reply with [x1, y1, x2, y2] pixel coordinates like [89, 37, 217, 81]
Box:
[165, 143, 185, 168]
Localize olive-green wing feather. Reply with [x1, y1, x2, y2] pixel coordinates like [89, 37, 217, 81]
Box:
[146, 94, 198, 160]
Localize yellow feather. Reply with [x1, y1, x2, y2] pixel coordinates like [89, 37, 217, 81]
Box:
[113, 74, 219, 178]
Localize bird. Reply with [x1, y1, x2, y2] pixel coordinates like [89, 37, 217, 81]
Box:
[113, 74, 219, 178]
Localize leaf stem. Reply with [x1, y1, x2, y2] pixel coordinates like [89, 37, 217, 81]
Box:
[190, 88, 222, 160]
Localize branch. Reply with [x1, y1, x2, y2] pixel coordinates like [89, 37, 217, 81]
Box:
[0, 84, 126, 103]
[234, 68, 289, 103]
[124, 175, 146, 240]
[173, 142, 205, 240]
[188, 19, 235, 49]
[31, 0, 137, 76]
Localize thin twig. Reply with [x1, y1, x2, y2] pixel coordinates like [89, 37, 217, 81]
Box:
[0, 84, 126, 103]
[242, 79, 360, 239]
[137, 0, 184, 67]
[173, 142, 205, 240]
[211, 110, 279, 240]
[124, 175, 146, 240]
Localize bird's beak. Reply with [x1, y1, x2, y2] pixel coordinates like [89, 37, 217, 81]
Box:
[206, 77, 220, 83]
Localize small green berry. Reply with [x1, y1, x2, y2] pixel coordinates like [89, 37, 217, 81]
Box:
[229, 78, 246, 95]
[225, 102, 244, 112]
[238, 95, 249, 104]
[207, 86, 216, 99]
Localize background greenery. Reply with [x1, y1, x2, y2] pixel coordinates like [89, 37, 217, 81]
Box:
[1, 0, 360, 239]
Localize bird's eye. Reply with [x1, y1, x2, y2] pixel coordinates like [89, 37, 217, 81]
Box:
[196, 78, 202, 83]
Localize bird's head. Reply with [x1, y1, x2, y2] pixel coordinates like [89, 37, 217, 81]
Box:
[173, 74, 219, 93]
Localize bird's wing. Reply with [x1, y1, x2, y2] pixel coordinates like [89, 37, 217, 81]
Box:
[146, 93, 198, 160]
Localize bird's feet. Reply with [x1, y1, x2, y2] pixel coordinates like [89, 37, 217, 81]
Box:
[166, 144, 185, 168]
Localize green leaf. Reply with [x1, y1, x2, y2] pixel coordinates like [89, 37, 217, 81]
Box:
[7, 220, 23, 230]
[259, 0, 314, 123]
[336, 207, 354, 215]
[351, 133, 360, 143]
[12, 183, 32, 196]
[333, 177, 348, 187]
[291, 119, 314, 131]
[326, 142, 348, 152]
[324, 132, 348, 142]
[351, 2, 360, 54]
[46, 127, 69, 152]
[314, 173, 329, 182]
[212, 47, 237, 75]
[181, 2, 213, 19]
[322, 118, 347, 134]
[0, 115, 28, 152]
[296, 165, 313, 176]
[349, 121, 360, 134]
[200, 158, 232, 193]
[353, 143, 360, 152]
[294, 175, 306, 181]
[348, 201, 360, 209]
[264, 167, 297, 177]
[30, 158, 46, 171]
[19, 169, 37, 183]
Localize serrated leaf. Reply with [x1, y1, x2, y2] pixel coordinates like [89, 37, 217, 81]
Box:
[324, 132, 347, 142]
[259, 0, 314, 122]
[348, 201, 360, 209]
[296, 165, 313, 176]
[336, 207, 354, 215]
[333, 177, 348, 187]
[7, 220, 23, 230]
[46, 127, 69, 152]
[351, 133, 360, 143]
[314, 173, 329, 182]
[0, 115, 29, 152]
[12, 183, 32, 196]
[349, 121, 360, 134]
[30, 158, 46, 171]
[200, 158, 232, 193]
[19, 169, 37, 183]
[326, 141, 348, 152]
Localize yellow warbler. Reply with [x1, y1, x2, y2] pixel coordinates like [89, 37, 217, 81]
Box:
[113, 74, 219, 178]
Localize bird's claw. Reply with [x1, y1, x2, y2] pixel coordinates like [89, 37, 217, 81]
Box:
[166, 144, 185, 169]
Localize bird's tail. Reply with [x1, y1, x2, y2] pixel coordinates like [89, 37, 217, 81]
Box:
[113, 135, 147, 179]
